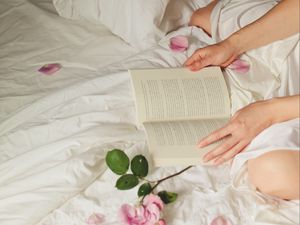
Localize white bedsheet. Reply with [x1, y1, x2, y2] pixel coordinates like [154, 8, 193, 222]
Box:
[0, 0, 299, 225]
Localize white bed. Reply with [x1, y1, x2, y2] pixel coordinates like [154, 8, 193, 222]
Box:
[0, 0, 299, 225]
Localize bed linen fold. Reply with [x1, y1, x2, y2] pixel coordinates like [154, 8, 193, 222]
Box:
[0, 0, 299, 225]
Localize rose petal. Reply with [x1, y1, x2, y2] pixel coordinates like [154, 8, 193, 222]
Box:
[38, 63, 61, 75]
[143, 194, 164, 211]
[169, 35, 189, 53]
[87, 213, 105, 225]
[158, 219, 167, 225]
[119, 204, 136, 224]
[227, 59, 250, 74]
[210, 216, 232, 225]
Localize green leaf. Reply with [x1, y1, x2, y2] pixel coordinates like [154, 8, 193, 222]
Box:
[106, 149, 129, 175]
[116, 174, 139, 190]
[157, 191, 178, 204]
[138, 183, 152, 197]
[131, 155, 148, 177]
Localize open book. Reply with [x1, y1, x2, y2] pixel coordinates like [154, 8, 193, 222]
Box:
[129, 67, 231, 167]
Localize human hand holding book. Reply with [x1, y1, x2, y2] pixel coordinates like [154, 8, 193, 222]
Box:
[129, 67, 230, 167]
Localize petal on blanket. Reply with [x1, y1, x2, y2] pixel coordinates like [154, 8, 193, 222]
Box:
[38, 63, 61, 75]
[169, 35, 189, 52]
[210, 216, 232, 225]
[87, 213, 105, 225]
[228, 59, 250, 74]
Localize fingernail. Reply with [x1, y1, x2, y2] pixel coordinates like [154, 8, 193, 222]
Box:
[198, 140, 205, 148]
[202, 154, 210, 162]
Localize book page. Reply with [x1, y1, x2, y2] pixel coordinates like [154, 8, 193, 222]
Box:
[143, 119, 228, 166]
[130, 67, 230, 123]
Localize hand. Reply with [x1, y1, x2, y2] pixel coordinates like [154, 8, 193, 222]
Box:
[198, 101, 274, 165]
[184, 40, 239, 71]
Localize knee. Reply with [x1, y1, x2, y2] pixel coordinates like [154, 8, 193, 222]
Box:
[189, 7, 212, 35]
[247, 150, 300, 200]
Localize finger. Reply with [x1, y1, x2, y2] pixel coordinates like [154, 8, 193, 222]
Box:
[198, 123, 233, 148]
[190, 58, 212, 71]
[190, 61, 203, 71]
[184, 52, 199, 67]
[213, 141, 248, 165]
[185, 48, 207, 66]
[202, 137, 238, 162]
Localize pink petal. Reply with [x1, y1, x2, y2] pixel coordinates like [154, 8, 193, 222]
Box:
[38, 63, 61, 75]
[87, 213, 105, 225]
[158, 219, 167, 225]
[143, 194, 164, 211]
[227, 59, 250, 74]
[210, 216, 232, 225]
[169, 35, 189, 53]
[119, 204, 137, 224]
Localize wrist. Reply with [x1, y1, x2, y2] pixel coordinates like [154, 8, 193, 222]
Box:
[264, 97, 293, 125]
[223, 34, 244, 58]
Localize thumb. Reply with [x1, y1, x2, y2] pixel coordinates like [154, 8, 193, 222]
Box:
[189, 55, 212, 71]
[184, 48, 211, 67]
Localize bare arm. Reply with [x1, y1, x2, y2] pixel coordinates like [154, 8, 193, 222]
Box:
[199, 95, 300, 165]
[185, 0, 300, 71]
[269, 95, 300, 124]
[230, 0, 300, 55]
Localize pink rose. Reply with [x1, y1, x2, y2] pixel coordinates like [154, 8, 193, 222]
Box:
[119, 194, 164, 225]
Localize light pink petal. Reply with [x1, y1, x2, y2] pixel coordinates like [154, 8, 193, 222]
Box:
[169, 35, 189, 53]
[227, 59, 250, 74]
[143, 194, 164, 211]
[119, 204, 136, 224]
[210, 216, 232, 225]
[158, 219, 167, 225]
[38, 63, 61, 75]
[87, 213, 105, 225]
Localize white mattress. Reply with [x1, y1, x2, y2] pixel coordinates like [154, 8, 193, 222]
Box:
[0, 1, 299, 225]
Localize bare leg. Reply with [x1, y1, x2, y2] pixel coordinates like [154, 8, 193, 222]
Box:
[189, 0, 218, 36]
[247, 150, 300, 200]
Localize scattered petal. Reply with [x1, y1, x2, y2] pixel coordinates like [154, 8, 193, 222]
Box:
[158, 218, 167, 225]
[169, 35, 189, 53]
[38, 63, 61, 75]
[87, 213, 105, 225]
[227, 59, 250, 74]
[210, 216, 232, 225]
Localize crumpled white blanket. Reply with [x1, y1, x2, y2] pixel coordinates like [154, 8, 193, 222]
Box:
[0, 0, 299, 225]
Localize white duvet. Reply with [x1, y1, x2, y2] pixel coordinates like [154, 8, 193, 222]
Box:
[0, 0, 299, 225]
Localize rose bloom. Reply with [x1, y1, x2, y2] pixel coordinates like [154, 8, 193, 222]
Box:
[119, 194, 164, 225]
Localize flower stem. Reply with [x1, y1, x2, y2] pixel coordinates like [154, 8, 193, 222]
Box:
[152, 166, 193, 191]
[140, 166, 193, 203]
[140, 177, 157, 184]
[151, 166, 193, 192]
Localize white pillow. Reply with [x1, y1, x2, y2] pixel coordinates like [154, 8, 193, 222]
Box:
[99, 0, 213, 50]
[52, 0, 211, 50]
[52, 0, 102, 24]
[98, 0, 169, 50]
